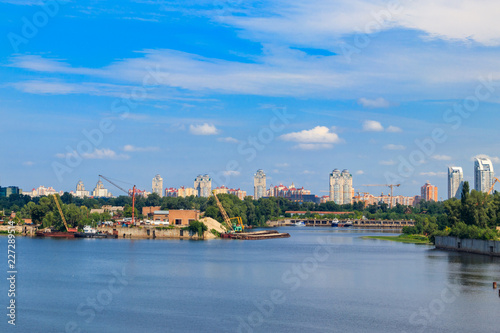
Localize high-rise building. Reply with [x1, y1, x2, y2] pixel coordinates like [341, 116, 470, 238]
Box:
[152, 174, 163, 197]
[194, 174, 212, 197]
[448, 167, 464, 199]
[421, 182, 438, 202]
[254, 169, 266, 200]
[92, 180, 112, 198]
[165, 188, 178, 197]
[75, 180, 90, 198]
[329, 169, 353, 204]
[0, 186, 22, 198]
[178, 186, 196, 198]
[474, 157, 495, 193]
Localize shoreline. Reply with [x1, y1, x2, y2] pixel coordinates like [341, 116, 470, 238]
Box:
[361, 235, 432, 245]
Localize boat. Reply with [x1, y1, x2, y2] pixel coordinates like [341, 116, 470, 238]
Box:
[332, 219, 353, 227]
[291, 221, 305, 227]
[222, 230, 291, 240]
[74, 225, 112, 238]
[35, 229, 76, 238]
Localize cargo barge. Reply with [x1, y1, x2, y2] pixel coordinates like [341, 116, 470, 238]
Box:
[222, 230, 290, 240]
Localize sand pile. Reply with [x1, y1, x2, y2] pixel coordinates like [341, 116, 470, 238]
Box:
[199, 217, 227, 239]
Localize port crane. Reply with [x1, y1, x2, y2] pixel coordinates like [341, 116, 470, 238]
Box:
[211, 190, 244, 232]
[51, 194, 76, 232]
[361, 184, 401, 208]
[99, 175, 137, 224]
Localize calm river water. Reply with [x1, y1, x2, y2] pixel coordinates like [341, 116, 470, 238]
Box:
[1, 227, 499, 332]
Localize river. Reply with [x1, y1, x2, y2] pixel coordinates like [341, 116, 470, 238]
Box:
[1, 227, 499, 332]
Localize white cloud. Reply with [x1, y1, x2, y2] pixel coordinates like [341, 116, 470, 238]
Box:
[379, 160, 396, 166]
[302, 170, 315, 174]
[223, 170, 240, 176]
[362, 120, 384, 132]
[276, 163, 289, 168]
[219, 0, 500, 47]
[295, 143, 333, 150]
[471, 154, 500, 163]
[384, 144, 406, 150]
[82, 148, 129, 160]
[189, 123, 219, 135]
[22, 161, 34, 166]
[386, 126, 402, 133]
[358, 97, 391, 108]
[57, 149, 128, 160]
[217, 137, 239, 143]
[123, 145, 160, 152]
[280, 126, 341, 143]
[432, 154, 452, 161]
[420, 172, 447, 177]
[356, 170, 364, 175]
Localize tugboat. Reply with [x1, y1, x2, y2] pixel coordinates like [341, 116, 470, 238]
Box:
[331, 218, 339, 227]
[75, 225, 110, 238]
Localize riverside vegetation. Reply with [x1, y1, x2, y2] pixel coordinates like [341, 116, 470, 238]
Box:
[0, 181, 499, 241]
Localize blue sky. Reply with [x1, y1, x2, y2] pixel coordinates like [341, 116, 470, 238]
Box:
[1, 0, 500, 198]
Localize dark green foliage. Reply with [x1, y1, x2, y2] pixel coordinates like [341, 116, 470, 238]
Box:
[187, 220, 208, 238]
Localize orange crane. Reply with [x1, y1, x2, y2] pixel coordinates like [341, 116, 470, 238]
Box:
[354, 191, 370, 203]
[361, 184, 401, 208]
[212, 190, 232, 232]
[487, 178, 500, 195]
[211, 191, 244, 232]
[51, 194, 77, 232]
[478, 177, 500, 206]
[99, 175, 137, 224]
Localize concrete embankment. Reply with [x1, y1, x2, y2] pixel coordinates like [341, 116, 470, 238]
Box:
[435, 236, 500, 257]
[1, 217, 226, 240]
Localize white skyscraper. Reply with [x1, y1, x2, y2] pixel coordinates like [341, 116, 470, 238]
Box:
[254, 169, 266, 200]
[75, 180, 90, 198]
[329, 169, 353, 204]
[92, 180, 112, 197]
[194, 174, 212, 197]
[474, 157, 495, 193]
[152, 174, 163, 197]
[448, 167, 464, 199]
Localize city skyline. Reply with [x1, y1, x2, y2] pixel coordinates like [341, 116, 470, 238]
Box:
[9, 163, 493, 202]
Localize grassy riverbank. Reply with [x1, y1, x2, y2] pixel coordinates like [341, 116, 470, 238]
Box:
[362, 234, 432, 245]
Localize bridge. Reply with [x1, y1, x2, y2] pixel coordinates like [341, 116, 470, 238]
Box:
[267, 219, 415, 228]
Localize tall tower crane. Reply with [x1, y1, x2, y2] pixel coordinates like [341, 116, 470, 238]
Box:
[361, 184, 401, 208]
[99, 175, 137, 224]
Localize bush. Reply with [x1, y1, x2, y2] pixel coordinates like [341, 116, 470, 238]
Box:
[187, 220, 208, 238]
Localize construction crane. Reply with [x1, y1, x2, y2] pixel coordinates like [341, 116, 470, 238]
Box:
[99, 175, 137, 225]
[478, 177, 500, 206]
[212, 190, 232, 232]
[361, 184, 401, 208]
[211, 191, 244, 232]
[487, 178, 500, 195]
[51, 194, 75, 232]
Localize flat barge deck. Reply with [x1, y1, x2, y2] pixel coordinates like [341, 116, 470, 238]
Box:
[222, 230, 290, 240]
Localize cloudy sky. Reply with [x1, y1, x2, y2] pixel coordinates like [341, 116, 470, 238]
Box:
[1, 0, 500, 198]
